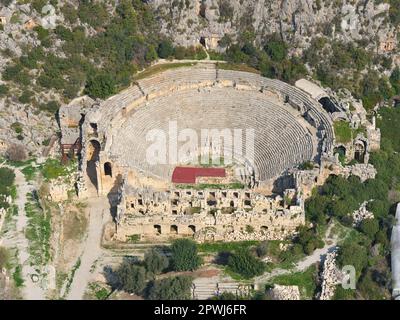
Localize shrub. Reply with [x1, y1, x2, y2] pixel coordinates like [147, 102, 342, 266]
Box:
[0, 167, 15, 187]
[157, 40, 174, 59]
[264, 36, 287, 62]
[0, 84, 9, 97]
[255, 241, 269, 258]
[39, 101, 60, 114]
[85, 73, 116, 99]
[227, 249, 266, 279]
[337, 241, 368, 280]
[146, 275, 192, 300]
[359, 219, 379, 239]
[18, 90, 33, 104]
[143, 249, 169, 275]
[170, 239, 201, 271]
[41, 158, 68, 180]
[116, 260, 146, 294]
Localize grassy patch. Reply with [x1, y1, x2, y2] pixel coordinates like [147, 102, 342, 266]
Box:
[5, 158, 36, 168]
[87, 282, 111, 300]
[64, 258, 81, 297]
[21, 165, 38, 181]
[334, 121, 366, 144]
[25, 192, 51, 266]
[133, 62, 197, 81]
[217, 62, 261, 74]
[40, 158, 69, 181]
[334, 121, 352, 144]
[13, 265, 24, 287]
[126, 234, 141, 243]
[198, 241, 259, 253]
[269, 265, 318, 299]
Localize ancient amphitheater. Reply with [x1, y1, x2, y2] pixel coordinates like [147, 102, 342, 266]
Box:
[60, 62, 341, 243]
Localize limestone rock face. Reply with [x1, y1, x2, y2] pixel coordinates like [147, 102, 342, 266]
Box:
[150, 0, 395, 54]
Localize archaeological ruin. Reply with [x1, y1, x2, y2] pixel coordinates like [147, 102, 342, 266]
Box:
[59, 62, 380, 243]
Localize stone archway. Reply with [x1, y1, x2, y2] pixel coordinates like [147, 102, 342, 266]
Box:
[86, 140, 100, 191]
[188, 225, 196, 234]
[354, 140, 366, 163]
[334, 145, 346, 164]
[154, 225, 161, 235]
[104, 162, 112, 177]
[170, 225, 178, 234]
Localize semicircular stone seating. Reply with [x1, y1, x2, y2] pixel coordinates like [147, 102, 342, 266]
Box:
[108, 86, 316, 182]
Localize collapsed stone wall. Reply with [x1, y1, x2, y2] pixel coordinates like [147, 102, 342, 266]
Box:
[317, 251, 342, 300]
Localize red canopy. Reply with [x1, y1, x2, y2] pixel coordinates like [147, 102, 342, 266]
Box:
[172, 167, 226, 184]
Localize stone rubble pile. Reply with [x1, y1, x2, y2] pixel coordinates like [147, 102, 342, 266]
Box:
[270, 285, 300, 300]
[317, 251, 342, 300]
[352, 201, 374, 227]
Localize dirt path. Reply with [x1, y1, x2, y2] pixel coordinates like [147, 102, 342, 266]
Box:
[254, 223, 338, 285]
[0, 164, 45, 300]
[66, 196, 110, 300]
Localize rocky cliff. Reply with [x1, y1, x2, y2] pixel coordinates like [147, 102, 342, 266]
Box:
[151, 0, 397, 54]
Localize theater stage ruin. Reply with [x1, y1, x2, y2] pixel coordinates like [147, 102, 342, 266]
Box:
[59, 62, 380, 243]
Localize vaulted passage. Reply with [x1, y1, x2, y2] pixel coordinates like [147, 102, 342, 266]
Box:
[104, 162, 112, 177]
[354, 141, 366, 163]
[318, 97, 338, 113]
[170, 225, 178, 234]
[86, 140, 100, 191]
[154, 225, 161, 235]
[188, 225, 196, 234]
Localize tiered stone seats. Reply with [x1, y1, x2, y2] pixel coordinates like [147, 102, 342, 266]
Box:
[109, 87, 315, 182]
[217, 70, 334, 153]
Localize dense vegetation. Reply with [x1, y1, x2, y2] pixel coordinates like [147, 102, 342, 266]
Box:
[112, 240, 198, 299]
[146, 275, 193, 300]
[0, 1, 206, 113]
[212, 31, 398, 111]
[305, 106, 400, 299]
[227, 249, 266, 278]
[170, 239, 202, 271]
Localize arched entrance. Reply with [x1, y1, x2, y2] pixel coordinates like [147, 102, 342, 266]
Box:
[354, 140, 366, 163]
[86, 140, 100, 191]
[170, 225, 178, 234]
[334, 145, 346, 164]
[104, 162, 112, 177]
[188, 225, 196, 234]
[154, 225, 161, 235]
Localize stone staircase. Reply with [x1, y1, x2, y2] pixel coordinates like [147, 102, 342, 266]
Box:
[192, 276, 250, 300]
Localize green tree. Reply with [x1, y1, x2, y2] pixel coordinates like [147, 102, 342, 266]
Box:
[143, 249, 169, 275]
[146, 275, 192, 300]
[337, 241, 368, 280]
[170, 239, 201, 271]
[359, 219, 379, 239]
[116, 260, 146, 294]
[264, 37, 287, 62]
[157, 40, 174, 59]
[227, 249, 266, 279]
[85, 73, 116, 99]
[145, 45, 158, 62]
